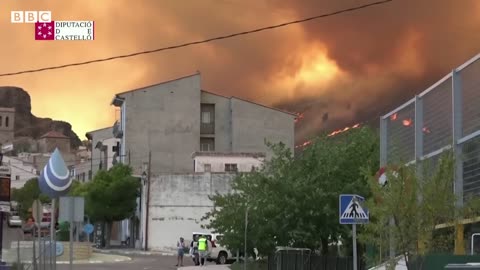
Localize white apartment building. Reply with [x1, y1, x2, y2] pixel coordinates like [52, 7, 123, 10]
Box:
[1, 156, 38, 189]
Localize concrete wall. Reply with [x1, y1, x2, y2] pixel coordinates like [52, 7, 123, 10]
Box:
[200, 92, 232, 152]
[121, 74, 201, 175]
[194, 155, 263, 172]
[146, 172, 235, 252]
[230, 98, 295, 158]
[86, 127, 114, 178]
[0, 107, 14, 144]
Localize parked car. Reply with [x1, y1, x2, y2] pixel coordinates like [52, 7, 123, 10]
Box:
[8, 214, 22, 227]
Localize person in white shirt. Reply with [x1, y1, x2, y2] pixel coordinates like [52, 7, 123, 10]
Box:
[176, 237, 186, 267]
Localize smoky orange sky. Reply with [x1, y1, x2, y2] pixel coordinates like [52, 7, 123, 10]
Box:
[1, 0, 480, 142]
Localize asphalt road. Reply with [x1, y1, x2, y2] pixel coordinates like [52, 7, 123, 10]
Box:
[1, 218, 24, 251]
[56, 254, 199, 270]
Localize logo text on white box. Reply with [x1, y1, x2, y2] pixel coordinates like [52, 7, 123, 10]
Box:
[11, 11, 52, 23]
[35, 21, 95, 41]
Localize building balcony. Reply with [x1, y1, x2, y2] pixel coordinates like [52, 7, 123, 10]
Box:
[200, 123, 215, 135]
[113, 121, 123, 138]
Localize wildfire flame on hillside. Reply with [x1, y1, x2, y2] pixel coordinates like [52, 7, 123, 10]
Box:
[295, 122, 362, 149]
[294, 112, 305, 123]
[402, 118, 413, 127]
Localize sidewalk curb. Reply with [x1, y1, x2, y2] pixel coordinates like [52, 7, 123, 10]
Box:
[93, 248, 176, 257]
[20, 256, 132, 265]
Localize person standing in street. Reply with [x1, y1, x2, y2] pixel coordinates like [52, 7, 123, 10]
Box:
[198, 234, 209, 266]
[190, 235, 200, 266]
[176, 237, 186, 267]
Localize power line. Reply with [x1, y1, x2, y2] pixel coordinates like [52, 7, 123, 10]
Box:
[0, 0, 393, 78]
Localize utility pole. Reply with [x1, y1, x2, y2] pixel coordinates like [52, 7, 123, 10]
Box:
[144, 151, 152, 251]
[244, 206, 248, 270]
[128, 149, 133, 248]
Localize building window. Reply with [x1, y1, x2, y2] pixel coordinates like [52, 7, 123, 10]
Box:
[15, 175, 19, 180]
[200, 138, 215, 151]
[5, 117, 8, 127]
[202, 111, 211, 124]
[88, 170, 92, 180]
[204, 164, 211, 172]
[225, 164, 238, 172]
[0, 116, 2, 127]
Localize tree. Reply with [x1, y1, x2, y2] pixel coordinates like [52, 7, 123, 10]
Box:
[83, 164, 140, 248]
[11, 178, 51, 219]
[68, 180, 89, 197]
[203, 127, 379, 257]
[360, 152, 480, 269]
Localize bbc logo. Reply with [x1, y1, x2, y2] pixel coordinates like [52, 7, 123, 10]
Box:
[11, 11, 52, 23]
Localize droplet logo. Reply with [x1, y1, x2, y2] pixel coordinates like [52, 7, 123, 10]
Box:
[39, 148, 72, 198]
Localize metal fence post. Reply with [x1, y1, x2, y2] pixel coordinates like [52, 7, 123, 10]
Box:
[452, 69, 464, 207]
[414, 92, 424, 253]
[452, 68, 466, 255]
[414, 95, 424, 164]
[380, 118, 395, 260]
[379, 118, 388, 168]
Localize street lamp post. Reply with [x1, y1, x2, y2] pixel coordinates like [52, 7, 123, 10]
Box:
[141, 171, 147, 250]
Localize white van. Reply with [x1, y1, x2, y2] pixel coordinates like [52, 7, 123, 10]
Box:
[192, 232, 234, 264]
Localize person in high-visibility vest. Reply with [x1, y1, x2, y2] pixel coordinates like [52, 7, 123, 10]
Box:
[198, 235, 209, 266]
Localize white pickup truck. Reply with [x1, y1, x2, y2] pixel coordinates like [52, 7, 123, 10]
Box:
[192, 232, 234, 264]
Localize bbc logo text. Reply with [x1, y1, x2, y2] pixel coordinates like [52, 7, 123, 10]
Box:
[11, 11, 51, 23]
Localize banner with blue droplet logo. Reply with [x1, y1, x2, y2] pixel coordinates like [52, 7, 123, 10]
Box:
[38, 148, 72, 198]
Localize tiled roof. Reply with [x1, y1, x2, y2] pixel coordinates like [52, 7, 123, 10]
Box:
[40, 131, 69, 139]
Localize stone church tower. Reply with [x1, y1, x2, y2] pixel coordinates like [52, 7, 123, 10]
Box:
[0, 107, 15, 145]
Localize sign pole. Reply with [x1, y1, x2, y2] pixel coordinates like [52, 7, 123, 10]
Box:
[340, 194, 369, 270]
[0, 212, 3, 263]
[352, 223, 357, 270]
[35, 200, 42, 269]
[69, 197, 74, 270]
[50, 199, 56, 270]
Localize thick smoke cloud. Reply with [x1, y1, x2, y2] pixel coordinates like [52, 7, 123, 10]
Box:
[0, 0, 479, 142]
[273, 0, 480, 140]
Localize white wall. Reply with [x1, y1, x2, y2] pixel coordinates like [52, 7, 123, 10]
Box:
[194, 155, 264, 172]
[146, 172, 235, 252]
[2, 156, 38, 189]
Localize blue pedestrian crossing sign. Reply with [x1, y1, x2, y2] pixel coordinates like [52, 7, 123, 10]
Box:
[339, 194, 369, 224]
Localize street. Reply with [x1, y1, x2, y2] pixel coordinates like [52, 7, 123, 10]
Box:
[1, 218, 23, 252]
[1, 219, 204, 269]
[56, 254, 198, 270]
